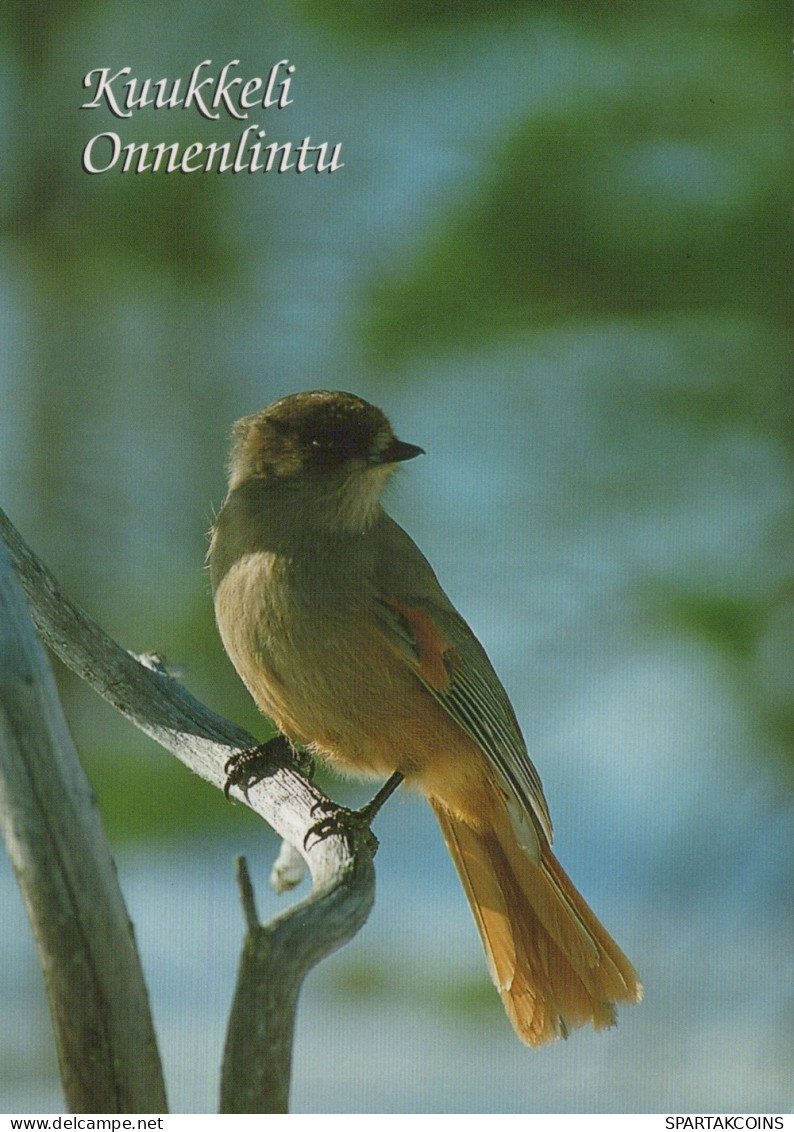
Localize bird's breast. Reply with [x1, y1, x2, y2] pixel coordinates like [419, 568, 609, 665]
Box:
[211, 546, 468, 784]
[212, 546, 383, 754]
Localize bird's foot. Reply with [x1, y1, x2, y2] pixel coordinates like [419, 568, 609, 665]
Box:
[223, 734, 313, 800]
[303, 771, 404, 850]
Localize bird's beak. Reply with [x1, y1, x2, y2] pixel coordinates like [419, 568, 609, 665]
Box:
[372, 438, 425, 465]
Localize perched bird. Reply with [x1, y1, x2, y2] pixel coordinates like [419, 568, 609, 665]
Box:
[209, 390, 641, 1045]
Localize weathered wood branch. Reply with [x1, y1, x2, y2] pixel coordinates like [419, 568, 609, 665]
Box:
[0, 508, 378, 1113]
[0, 542, 168, 1112]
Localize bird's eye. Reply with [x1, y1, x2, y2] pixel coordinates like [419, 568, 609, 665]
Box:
[309, 436, 337, 458]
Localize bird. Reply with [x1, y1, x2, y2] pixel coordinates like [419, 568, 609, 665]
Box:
[208, 389, 641, 1046]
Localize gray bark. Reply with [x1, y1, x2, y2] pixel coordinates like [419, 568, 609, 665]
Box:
[0, 508, 377, 1113]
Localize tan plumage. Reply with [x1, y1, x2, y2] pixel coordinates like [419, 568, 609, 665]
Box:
[432, 803, 638, 1044]
[209, 390, 641, 1045]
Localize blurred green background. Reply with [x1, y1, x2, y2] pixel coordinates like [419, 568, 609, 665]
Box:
[1, 0, 791, 1115]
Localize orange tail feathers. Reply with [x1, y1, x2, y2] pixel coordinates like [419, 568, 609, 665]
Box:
[431, 800, 642, 1046]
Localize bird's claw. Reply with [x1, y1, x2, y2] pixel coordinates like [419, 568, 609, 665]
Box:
[303, 800, 378, 852]
[302, 771, 404, 850]
[223, 734, 310, 800]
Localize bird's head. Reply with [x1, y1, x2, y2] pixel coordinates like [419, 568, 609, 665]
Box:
[227, 390, 424, 531]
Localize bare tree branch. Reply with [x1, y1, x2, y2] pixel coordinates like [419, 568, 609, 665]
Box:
[220, 854, 342, 1114]
[0, 542, 168, 1112]
[0, 508, 378, 1113]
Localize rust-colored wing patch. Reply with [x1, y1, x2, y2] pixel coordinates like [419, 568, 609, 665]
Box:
[379, 595, 454, 691]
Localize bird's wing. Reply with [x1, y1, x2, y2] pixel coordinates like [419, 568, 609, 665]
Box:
[373, 514, 554, 846]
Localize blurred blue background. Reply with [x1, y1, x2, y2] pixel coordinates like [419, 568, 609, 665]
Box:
[1, 0, 791, 1114]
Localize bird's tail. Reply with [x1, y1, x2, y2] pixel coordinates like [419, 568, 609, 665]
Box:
[430, 799, 642, 1046]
